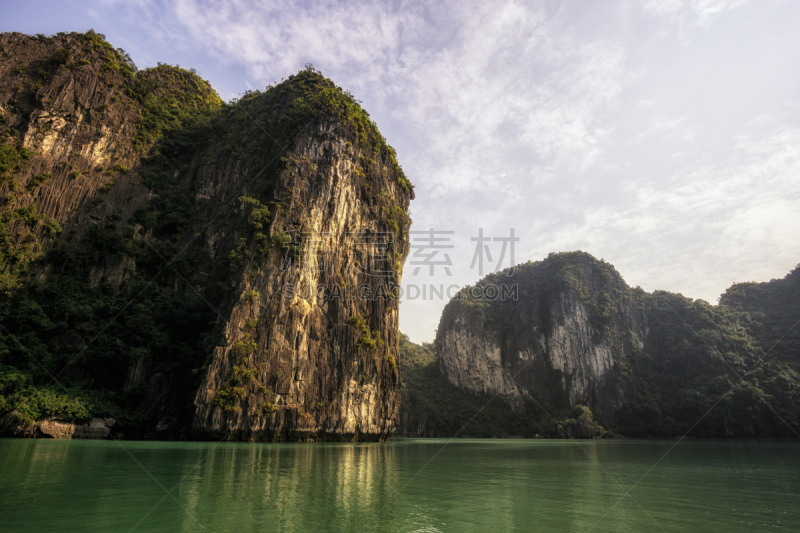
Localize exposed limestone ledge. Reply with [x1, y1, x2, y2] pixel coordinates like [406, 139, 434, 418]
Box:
[39, 417, 116, 439]
[0, 412, 115, 439]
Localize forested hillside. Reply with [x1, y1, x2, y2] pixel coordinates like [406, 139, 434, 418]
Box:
[399, 254, 800, 438]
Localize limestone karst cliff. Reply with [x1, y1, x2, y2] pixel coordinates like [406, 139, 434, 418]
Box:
[0, 30, 412, 441]
[436, 252, 645, 419]
[423, 252, 800, 438]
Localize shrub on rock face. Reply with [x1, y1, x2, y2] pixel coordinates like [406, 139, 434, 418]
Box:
[556, 405, 605, 439]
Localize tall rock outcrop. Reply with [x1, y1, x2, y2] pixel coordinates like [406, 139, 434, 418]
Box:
[436, 252, 646, 418]
[0, 31, 412, 441]
[191, 114, 410, 442]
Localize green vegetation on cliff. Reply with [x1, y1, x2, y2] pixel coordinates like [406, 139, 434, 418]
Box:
[0, 138, 33, 185]
[129, 64, 223, 154]
[217, 65, 412, 192]
[0, 204, 62, 294]
[397, 333, 607, 438]
[719, 266, 800, 371]
[132, 63, 412, 276]
[0, 365, 91, 424]
[0, 32, 227, 434]
[398, 333, 534, 437]
[422, 252, 800, 439]
[616, 290, 800, 437]
[450, 251, 633, 345]
[0, 233, 221, 431]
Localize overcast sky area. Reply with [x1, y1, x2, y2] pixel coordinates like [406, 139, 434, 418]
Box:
[3, 0, 800, 343]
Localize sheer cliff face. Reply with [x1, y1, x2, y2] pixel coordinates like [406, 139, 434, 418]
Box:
[435, 253, 647, 417]
[192, 121, 409, 441]
[0, 31, 411, 441]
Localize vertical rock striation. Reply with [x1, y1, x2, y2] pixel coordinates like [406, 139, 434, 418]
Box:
[191, 118, 411, 441]
[436, 252, 647, 418]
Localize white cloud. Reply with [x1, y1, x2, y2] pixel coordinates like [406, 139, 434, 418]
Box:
[646, 0, 751, 28]
[176, 0, 410, 86]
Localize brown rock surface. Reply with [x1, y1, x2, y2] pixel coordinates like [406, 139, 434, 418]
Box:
[38, 417, 115, 439]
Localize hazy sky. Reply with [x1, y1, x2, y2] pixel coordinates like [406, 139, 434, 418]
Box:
[4, 0, 800, 343]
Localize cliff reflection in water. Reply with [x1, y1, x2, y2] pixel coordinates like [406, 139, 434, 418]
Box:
[177, 442, 402, 532]
[2, 439, 799, 532]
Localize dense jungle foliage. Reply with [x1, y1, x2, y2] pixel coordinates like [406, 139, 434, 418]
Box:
[719, 266, 800, 371]
[617, 288, 800, 437]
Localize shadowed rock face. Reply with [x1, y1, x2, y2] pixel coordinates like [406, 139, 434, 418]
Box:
[436, 252, 647, 419]
[0, 32, 148, 243]
[0, 31, 412, 441]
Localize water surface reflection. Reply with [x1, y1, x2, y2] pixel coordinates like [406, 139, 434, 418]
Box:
[1, 439, 799, 532]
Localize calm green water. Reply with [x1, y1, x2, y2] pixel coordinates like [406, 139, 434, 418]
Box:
[1, 438, 798, 532]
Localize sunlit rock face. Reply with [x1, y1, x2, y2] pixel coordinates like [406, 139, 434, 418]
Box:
[436, 252, 648, 418]
[192, 120, 412, 442]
